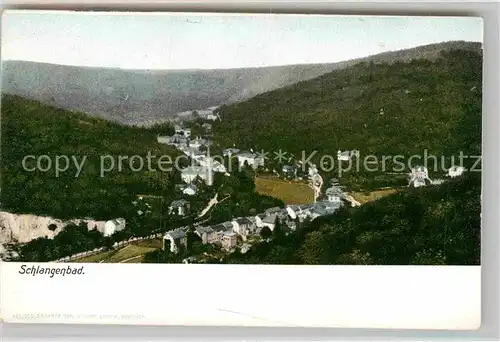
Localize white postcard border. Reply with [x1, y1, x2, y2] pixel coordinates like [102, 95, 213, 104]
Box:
[0, 0, 498, 339]
[0, 263, 481, 329]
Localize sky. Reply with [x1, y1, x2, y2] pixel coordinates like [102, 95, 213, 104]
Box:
[1, 11, 483, 70]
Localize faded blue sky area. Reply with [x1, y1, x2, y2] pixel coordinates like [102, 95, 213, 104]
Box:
[1, 11, 483, 70]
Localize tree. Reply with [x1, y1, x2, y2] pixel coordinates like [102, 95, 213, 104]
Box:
[336, 249, 373, 265]
[103, 237, 114, 250]
[410, 249, 446, 265]
[272, 217, 285, 241]
[260, 226, 272, 240]
[298, 231, 330, 264]
[186, 226, 201, 253]
[265, 245, 295, 264]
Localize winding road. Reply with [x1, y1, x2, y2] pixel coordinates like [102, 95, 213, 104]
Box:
[197, 193, 231, 219]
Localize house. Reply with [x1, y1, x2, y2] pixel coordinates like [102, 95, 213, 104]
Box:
[174, 126, 191, 138]
[295, 204, 315, 221]
[316, 200, 341, 212]
[192, 154, 207, 164]
[308, 164, 318, 177]
[202, 123, 212, 131]
[198, 156, 227, 173]
[221, 231, 237, 250]
[183, 184, 198, 196]
[183, 147, 204, 158]
[196, 109, 213, 117]
[237, 152, 264, 169]
[254, 214, 266, 229]
[103, 218, 126, 237]
[86, 220, 107, 233]
[278, 209, 290, 221]
[298, 204, 314, 211]
[209, 224, 226, 242]
[168, 199, 190, 216]
[177, 144, 189, 154]
[181, 165, 209, 184]
[325, 186, 343, 203]
[262, 214, 277, 231]
[448, 166, 466, 178]
[265, 207, 288, 221]
[408, 166, 431, 187]
[265, 207, 282, 215]
[245, 216, 259, 234]
[211, 223, 226, 233]
[337, 150, 351, 161]
[195, 226, 216, 244]
[205, 107, 220, 121]
[231, 217, 254, 236]
[240, 243, 252, 254]
[206, 113, 219, 121]
[189, 137, 208, 150]
[308, 205, 329, 219]
[222, 221, 234, 231]
[282, 165, 297, 178]
[182, 256, 197, 264]
[177, 141, 189, 149]
[285, 205, 300, 220]
[223, 148, 241, 157]
[209, 222, 234, 242]
[163, 228, 188, 253]
[157, 135, 170, 144]
[197, 108, 219, 121]
[211, 160, 226, 173]
[163, 133, 188, 147]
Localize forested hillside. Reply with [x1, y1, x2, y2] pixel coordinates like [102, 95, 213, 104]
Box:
[213, 48, 482, 162]
[222, 172, 481, 265]
[1, 95, 181, 220]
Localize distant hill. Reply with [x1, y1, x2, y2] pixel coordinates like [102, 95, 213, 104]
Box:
[212, 42, 482, 166]
[1, 41, 480, 126]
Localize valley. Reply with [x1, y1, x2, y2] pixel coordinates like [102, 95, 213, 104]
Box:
[0, 41, 482, 265]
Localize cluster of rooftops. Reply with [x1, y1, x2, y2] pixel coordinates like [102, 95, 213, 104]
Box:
[163, 200, 343, 255]
[408, 165, 466, 188]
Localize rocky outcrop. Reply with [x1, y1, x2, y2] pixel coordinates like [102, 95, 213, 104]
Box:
[0, 211, 106, 250]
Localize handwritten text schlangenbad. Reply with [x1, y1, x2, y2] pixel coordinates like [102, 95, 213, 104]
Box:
[19, 265, 85, 278]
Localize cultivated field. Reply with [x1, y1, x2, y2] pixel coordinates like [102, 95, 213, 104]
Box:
[255, 177, 314, 205]
[73, 238, 162, 263]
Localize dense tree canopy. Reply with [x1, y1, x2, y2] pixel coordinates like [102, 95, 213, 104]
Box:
[2, 45, 482, 266]
[1, 95, 182, 220]
[212, 49, 482, 190]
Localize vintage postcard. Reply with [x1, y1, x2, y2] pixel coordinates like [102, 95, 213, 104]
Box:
[0, 11, 482, 328]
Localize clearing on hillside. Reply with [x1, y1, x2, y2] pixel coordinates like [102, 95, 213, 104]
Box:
[349, 188, 400, 205]
[255, 177, 314, 205]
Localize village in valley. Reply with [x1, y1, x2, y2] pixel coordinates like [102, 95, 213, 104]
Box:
[153, 106, 349, 262]
[84, 104, 467, 264]
[0, 12, 481, 267]
[0, 99, 470, 265]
